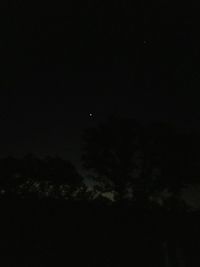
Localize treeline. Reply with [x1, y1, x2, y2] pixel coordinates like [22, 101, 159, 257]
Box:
[0, 155, 85, 199]
[0, 116, 200, 266]
[0, 115, 199, 211]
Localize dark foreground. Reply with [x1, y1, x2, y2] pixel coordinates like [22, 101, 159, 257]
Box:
[0, 199, 199, 266]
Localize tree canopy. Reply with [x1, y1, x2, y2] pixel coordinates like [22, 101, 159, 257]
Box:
[0, 155, 84, 199]
[81, 116, 193, 210]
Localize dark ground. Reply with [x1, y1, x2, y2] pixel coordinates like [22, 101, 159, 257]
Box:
[0, 199, 199, 266]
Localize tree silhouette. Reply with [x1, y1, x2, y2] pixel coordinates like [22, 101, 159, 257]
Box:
[144, 123, 194, 211]
[81, 116, 193, 210]
[0, 154, 84, 200]
[81, 115, 147, 202]
[39, 155, 83, 198]
[0, 156, 23, 196]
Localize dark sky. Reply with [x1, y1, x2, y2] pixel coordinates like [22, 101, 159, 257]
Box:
[0, 2, 199, 167]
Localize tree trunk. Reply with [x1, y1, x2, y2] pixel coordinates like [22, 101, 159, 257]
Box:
[175, 241, 185, 267]
[163, 241, 172, 267]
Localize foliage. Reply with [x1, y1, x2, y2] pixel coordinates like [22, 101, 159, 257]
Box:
[82, 116, 193, 209]
[0, 154, 84, 199]
[82, 115, 143, 200]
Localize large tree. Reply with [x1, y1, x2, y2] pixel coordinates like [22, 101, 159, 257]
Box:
[81, 116, 192, 209]
[144, 123, 195, 211]
[81, 116, 146, 202]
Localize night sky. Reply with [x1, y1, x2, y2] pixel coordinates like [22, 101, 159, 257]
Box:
[0, 2, 199, 168]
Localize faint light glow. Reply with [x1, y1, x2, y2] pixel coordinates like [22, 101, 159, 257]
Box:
[1, 189, 5, 194]
[182, 184, 200, 210]
[102, 191, 115, 201]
